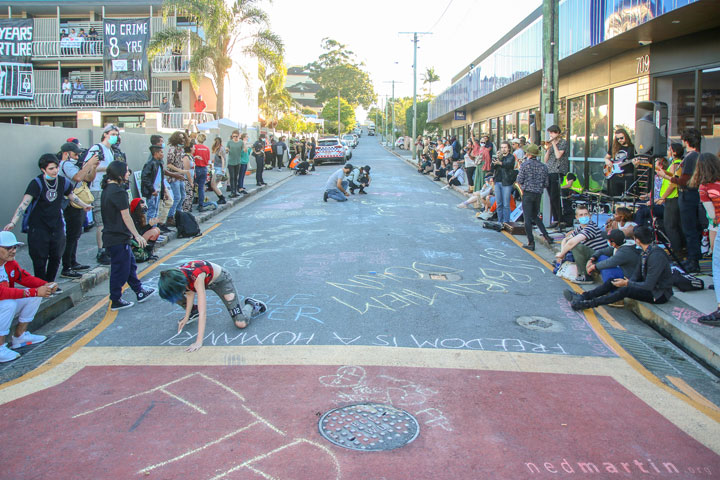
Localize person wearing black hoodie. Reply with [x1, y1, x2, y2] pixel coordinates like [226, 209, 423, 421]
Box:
[564, 225, 673, 310]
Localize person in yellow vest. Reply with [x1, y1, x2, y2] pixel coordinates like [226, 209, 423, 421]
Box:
[651, 144, 684, 253]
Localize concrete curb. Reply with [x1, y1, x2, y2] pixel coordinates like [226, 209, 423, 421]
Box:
[28, 171, 295, 332]
[387, 143, 720, 373]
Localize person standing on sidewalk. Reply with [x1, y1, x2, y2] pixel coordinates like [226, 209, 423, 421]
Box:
[0, 231, 57, 363]
[193, 133, 213, 212]
[657, 128, 702, 273]
[543, 125, 569, 228]
[274, 136, 287, 170]
[87, 124, 118, 265]
[59, 141, 98, 278]
[492, 141, 516, 224]
[4, 154, 92, 286]
[515, 143, 552, 251]
[654, 143, 684, 255]
[101, 161, 155, 311]
[252, 134, 268, 186]
[308, 137, 317, 172]
[140, 145, 168, 229]
[164, 132, 188, 226]
[226, 130, 244, 197]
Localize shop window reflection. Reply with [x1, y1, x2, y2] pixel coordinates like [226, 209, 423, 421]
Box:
[655, 72, 694, 137]
[588, 91, 609, 191]
[701, 69, 720, 155]
[569, 96, 586, 187]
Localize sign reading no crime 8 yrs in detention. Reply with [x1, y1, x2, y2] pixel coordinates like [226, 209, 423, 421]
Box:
[103, 18, 151, 103]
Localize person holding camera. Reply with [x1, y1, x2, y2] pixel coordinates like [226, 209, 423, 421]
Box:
[493, 141, 516, 224]
[59, 142, 99, 278]
[87, 124, 119, 265]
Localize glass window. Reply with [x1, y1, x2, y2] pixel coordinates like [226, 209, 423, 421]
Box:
[557, 99, 567, 134]
[588, 91, 609, 192]
[568, 96, 586, 187]
[611, 83, 637, 144]
[490, 118, 498, 144]
[701, 68, 720, 155]
[505, 113, 515, 141]
[518, 111, 529, 138]
[480, 120, 488, 137]
[655, 72, 694, 137]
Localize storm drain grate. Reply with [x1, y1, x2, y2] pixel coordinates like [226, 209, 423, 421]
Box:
[429, 274, 447, 280]
[516, 316, 565, 332]
[611, 331, 714, 381]
[0, 330, 87, 384]
[318, 403, 420, 451]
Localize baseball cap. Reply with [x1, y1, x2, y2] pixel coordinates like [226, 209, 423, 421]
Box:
[66, 137, 80, 144]
[607, 229, 626, 246]
[0, 231, 24, 248]
[60, 142, 82, 154]
[511, 138, 520, 144]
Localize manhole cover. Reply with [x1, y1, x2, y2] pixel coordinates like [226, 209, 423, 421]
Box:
[516, 316, 565, 332]
[318, 403, 420, 451]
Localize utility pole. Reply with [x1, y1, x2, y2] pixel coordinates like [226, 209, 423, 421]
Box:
[399, 31, 431, 159]
[540, 0, 559, 141]
[383, 80, 403, 149]
[337, 88, 341, 136]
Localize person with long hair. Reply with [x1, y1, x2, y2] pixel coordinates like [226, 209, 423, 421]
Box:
[209, 136, 227, 204]
[158, 260, 267, 352]
[604, 128, 635, 197]
[165, 131, 188, 225]
[238, 133, 252, 194]
[129, 198, 161, 261]
[226, 130, 243, 197]
[100, 161, 154, 310]
[689, 153, 720, 325]
[492, 141, 516, 224]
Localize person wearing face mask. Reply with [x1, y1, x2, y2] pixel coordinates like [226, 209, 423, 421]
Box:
[473, 136, 492, 193]
[86, 124, 119, 265]
[4, 154, 92, 286]
[555, 205, 609, 284]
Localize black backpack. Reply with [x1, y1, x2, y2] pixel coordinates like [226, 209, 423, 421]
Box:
[175, 211, 201, 238]
[671, 266, 704, 292]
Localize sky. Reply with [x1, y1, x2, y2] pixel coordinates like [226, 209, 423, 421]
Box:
[264, 0, 541, 113]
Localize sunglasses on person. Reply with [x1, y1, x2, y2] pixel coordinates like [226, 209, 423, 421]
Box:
[0, 245, 17, 251]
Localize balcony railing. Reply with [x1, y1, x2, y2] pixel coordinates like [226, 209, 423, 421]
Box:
[0, 92, 171, 111]
[33, 39, 104, 58]
[160, 112, 215, 130]
[152, 55, 191, 74]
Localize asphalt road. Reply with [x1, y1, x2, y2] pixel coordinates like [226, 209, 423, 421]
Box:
[0, 136, 718, 479]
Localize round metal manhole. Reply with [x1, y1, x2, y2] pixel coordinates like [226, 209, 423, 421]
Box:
[318, 403, 420, 452]
[516, 315, 565, 332]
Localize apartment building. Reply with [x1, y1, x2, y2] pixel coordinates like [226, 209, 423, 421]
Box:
[0, 0, 260, 130]
[286, 65, 321, 113]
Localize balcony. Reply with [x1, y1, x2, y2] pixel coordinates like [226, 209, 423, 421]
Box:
[159, 112, 215, 131]
[151, 55, 191, 78]
[0, 91, 171, 112]
[33, 39, 104, 59]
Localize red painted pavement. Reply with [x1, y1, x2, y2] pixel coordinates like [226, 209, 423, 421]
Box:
[0, 365, 718, 479]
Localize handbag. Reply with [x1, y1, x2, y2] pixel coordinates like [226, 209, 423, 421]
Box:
[70, 181, 94, 209]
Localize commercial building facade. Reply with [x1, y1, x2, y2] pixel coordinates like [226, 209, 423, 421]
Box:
[428, 0, 720, 191]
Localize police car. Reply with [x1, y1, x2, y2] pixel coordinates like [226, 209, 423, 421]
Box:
[314, 137, 347, 165]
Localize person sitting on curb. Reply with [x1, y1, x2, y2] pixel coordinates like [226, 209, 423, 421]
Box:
[323, 164, 353, 202]
[443, 161, 466, 189]
[564, 226, 673, 311]
[555, 205, 609, 284]
[0, 231, 57, 363]
[158, 260, 267, 352]
[348, 165, 371, 194]
[129, 198, 160, 262]
[586, 229, 640, 284]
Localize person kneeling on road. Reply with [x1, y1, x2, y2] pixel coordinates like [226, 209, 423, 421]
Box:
[158, 260, 267, 352]
[323, 163, 353, 202]
[0, 231, 57, 363]
[348, 165, 371, 194]
[564, 226, 673, 311]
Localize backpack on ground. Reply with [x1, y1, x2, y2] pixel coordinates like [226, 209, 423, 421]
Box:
[670, 266, 705, 292]
[175, 210, 201, 238]
[21, 177, 43, 233]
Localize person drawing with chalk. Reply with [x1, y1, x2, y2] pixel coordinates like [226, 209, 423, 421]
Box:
[158, 260, 267, 352]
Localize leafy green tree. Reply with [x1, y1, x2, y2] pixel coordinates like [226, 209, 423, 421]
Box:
[321, 97, 356, 134]
[404, 100, 439, 136]
[421, 67, 440, 96]
[307, 38, 376, 109]
[258, 64, 294, 127]
[148, 0, 283, 119]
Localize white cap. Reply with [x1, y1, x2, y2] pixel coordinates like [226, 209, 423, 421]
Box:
[511, 138, 521, 144]
[0, 231, 24, 248]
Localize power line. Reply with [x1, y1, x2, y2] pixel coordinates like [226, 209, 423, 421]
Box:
[427, 0, 456, 32]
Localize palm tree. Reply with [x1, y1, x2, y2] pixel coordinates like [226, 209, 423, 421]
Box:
[258, 64, 294, 127]
[421, 67, 440, 96]
[148, 0, 284, 119]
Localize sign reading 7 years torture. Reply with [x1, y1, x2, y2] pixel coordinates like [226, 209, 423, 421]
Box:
[103, 18, 151, 103]
[0, 18, 34, 101]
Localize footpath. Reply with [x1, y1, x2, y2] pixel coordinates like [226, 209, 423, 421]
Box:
[15, 167, 295, 333]
[388, 143, 720, 375]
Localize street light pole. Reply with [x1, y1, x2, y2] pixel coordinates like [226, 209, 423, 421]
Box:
[399, 32, 431, 159]
[391, 80, 395, 150]
[337, 88, 341, 136]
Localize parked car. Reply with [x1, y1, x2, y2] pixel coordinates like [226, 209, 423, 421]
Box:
[342, 134, 357, 148]
[340, 140, 352, 160]
[314, 137, 347, 165]
[368, 128, 375, 136]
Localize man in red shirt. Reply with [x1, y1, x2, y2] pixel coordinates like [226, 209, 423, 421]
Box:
[193, 133, 213, 212]
[0, 231, 57, 362]
[193, 94, 207, 113]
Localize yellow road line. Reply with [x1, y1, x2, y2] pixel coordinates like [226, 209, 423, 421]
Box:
[667, 376, 720, 413]
[0, 223, 221, 392]
[502, 230, 720, 422]
[596, 306, 627, 331]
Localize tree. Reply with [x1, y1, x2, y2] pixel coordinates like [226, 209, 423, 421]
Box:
[258, 64, 293, 127]
[321, 97, 356, 135]
[404, 100, 438, 136]
[307, 38, 376, 109]
[148, 0, 284, 119]
[276, 112, 316, 133]
[421, 67, 440, 96]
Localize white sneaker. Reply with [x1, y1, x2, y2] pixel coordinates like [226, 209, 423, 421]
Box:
[11, 331, 47, 349]
[0, 345, 20, 362]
